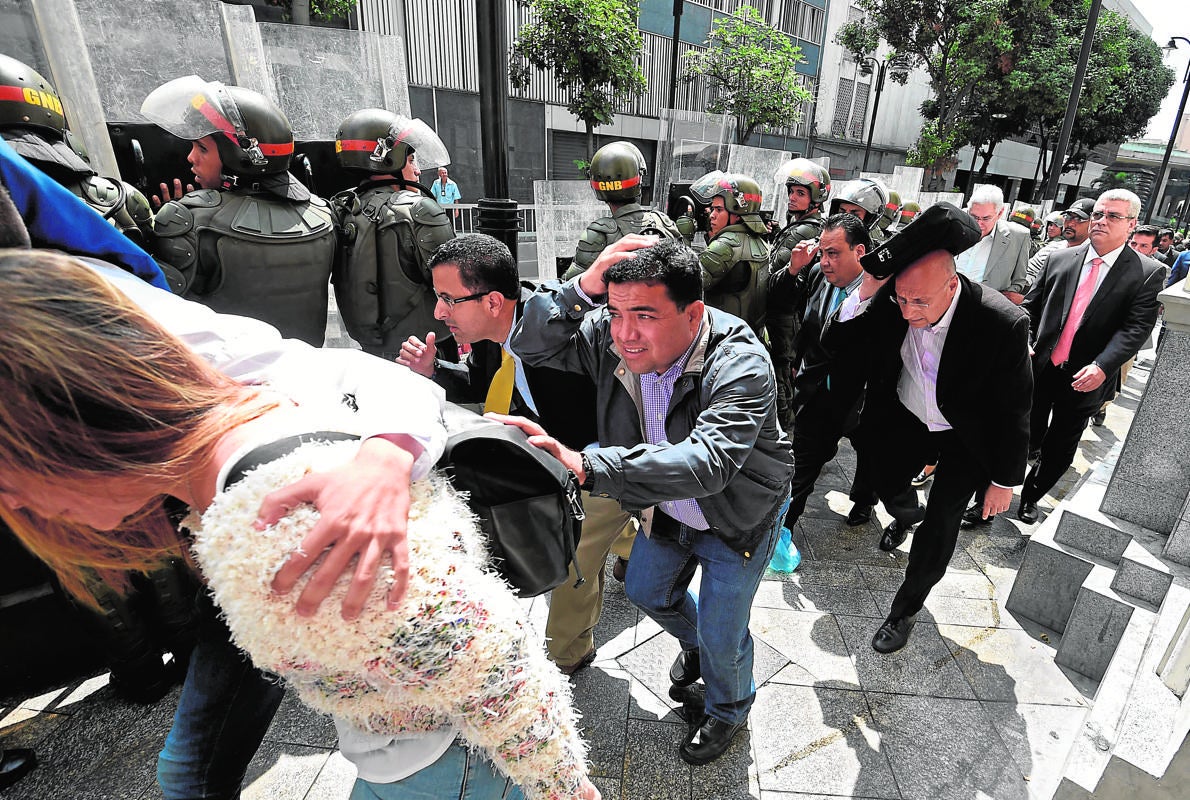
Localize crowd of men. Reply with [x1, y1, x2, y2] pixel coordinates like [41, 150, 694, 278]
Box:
[0, 51, 1182, 793]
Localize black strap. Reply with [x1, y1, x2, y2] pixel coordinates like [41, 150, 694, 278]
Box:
[224, 431, 360, 488]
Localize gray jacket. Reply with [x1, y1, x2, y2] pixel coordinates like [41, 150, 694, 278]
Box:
[512, 280, 793, 557]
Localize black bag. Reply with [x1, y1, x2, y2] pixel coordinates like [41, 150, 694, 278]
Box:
[437, 409, 586, 597]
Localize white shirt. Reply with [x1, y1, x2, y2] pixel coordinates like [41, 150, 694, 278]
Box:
[897, 288, 961, 431]
[503, 310, 539, 416]
[955, 233, 994, 283]
[1081, 241, 1126, 296]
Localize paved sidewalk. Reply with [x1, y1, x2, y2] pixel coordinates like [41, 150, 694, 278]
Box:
[0, 358, 1151, 800]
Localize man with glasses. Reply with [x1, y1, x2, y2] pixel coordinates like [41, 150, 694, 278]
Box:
[824, 205, 1032, 654]
[956, 185, 1030, 303]
[1026, 197, 1095, 289]
[1014, 189, 1163, 524]
[396, 233, 638, 677]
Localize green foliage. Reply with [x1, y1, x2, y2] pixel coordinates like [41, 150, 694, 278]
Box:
[1091, 169, 1138, 192]
[310, 0, 356, 18]
[682, 5, 812, 144]
[509, 0, 647, 159]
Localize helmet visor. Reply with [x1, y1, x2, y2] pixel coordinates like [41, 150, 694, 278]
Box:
[140, 76, 245, 143]
[689, 170, 731, 203]
[336, 116, 450, 172]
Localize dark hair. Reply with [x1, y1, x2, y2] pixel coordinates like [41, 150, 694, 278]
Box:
[822, 212, 872, 250]
[1133, 225, 1159, 240]
[0, 186, 31, 249]
[428, 233, 519, 298]
[1159, 228, 1174, 239]
[603, 238, 703, 309]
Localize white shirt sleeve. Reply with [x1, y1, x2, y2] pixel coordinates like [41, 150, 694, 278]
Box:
[838, 289, 874, 321]
[84, 259, 446, 479]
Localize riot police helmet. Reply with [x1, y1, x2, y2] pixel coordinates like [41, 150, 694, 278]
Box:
[335, 109, 449, 179]
[141, 76, 309, 200]
[0, 54, 91, 174]
[774, 158, 831, 208]
[690, 170, 767, 234]
[879, 190, 902, 233]
[588, 141, 646, 203]
[829, 178, 889, 231]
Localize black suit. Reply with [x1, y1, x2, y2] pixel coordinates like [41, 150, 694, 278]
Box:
[784, 267, 879, 524]
[433, 285, 598, 449]
[1020, 243, 1163, 503]
[828, 275, 1032, 619]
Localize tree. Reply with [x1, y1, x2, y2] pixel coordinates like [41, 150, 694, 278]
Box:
[284, 0, 357, 25]
[1091, 169, 1138, 193]
[838, 0, 1043, 183]
[509, 0, 647, 162]
[682, 5, 812, 145]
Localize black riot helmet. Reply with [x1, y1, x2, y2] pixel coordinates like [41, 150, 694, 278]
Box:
[141, 76, 308, 200]
[335, 109, 449, 177]
[588, 141, 646, 203]
[0, 54, 91, 174]
[829, 178, 889, 231]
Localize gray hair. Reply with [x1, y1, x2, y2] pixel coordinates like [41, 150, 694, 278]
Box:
[1096, 189, 1141, 219]
[968, 185, 1005, 209]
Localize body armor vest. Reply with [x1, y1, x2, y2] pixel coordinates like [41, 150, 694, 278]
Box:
[701, 223, 771, 335]
[151, 188, 336, 346]
[569, 202, 682, 277]
[330, 182, 455, 355]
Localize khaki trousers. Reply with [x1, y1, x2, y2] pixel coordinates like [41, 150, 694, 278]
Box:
[545, 492, 637, 665]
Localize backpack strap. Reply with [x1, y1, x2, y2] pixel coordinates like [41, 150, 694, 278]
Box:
[224, 431, 360, 489]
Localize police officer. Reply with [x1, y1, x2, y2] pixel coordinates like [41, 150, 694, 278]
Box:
[766, 158, 832, 429]
[684, 170, 771, 334]
[0, 54, 155, 248]
[141, 76, 336, 345]
[877, 189, 903, 243]
[564, 140, 679, 279]
[828, 177, 890, 238]
[330, 109, 456, 360]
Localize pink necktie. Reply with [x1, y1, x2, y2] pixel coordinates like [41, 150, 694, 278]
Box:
[1051, 257, 1103, 366]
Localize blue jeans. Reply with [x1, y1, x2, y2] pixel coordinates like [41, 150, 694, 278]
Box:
[157, 595, 284, 800]
[625, 499, 785, 725]
[348, 741, 523, 800]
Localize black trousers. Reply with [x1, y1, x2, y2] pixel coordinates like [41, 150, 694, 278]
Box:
[858, 403, 987, 620]
[1022, 361, 1103, 504]
[786, 393, 877, 526]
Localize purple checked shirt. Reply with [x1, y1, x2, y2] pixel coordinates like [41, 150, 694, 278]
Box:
[639, 331, 710, 530]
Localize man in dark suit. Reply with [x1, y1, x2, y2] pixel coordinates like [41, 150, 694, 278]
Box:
[827, 212, 1032, 653]
[396, 233, 637, 675]
[1015, 189, 1164, 523]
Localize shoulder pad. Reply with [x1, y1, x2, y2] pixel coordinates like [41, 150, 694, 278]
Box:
[152, 201, 196, 237]
[745, 234, 771, 263]
[80, 175, 120, 209]
[410, 196, 451, 226]
[639, 209, 681, 239]
[178, 189, 223, 209]
[700, 237, 737, 274]
[588, 215, 619, 235]
[712, 230, 745, 248]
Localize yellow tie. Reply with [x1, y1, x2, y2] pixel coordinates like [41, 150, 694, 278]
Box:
[484, 349, 516, 414]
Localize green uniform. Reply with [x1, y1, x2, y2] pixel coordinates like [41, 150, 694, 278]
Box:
[700, 222, 771, 335]
[565, 202, 680, 280]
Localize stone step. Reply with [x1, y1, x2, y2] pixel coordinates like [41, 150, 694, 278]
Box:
[1055, 507, 1135, 565]
[1055, 566, 1155, 683]
[1112, 539, 1174, 608]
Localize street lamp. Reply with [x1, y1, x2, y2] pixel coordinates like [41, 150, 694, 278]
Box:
[1145, 36, 1190, 224]
[859, 56, 890, 173]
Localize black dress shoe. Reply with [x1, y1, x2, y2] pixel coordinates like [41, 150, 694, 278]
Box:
[668, 683, 706, 722]
[669, 648, 701, 687]
[878, 520, 913, 551]
[1018, 501, 1040, 524]
[959, 506, 994, 529]
[679, 714, 748, 765]
[0, 748, 36, 790]
[556, 648, 596, 676]
[845, 503, 873, 526]
[1091, 408, 1106, 427]
[871, 615, 917, 653]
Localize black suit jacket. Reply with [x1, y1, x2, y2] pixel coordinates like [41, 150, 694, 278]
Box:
[789, 267, 864, 423]
[434, 285, 598, 450]
[826, 275, 1033, 487]
[1022, 243, 1163, 380]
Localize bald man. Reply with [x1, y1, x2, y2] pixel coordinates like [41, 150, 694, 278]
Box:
[827, 249, 1032, 653]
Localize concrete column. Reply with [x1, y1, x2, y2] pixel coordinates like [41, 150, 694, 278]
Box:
[1101, 279, 1190, 534]
[30, 0, 119, 178]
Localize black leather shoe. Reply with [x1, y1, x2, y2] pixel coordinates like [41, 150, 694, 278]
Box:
[1018, 501, 1040, 524]
[911, 467, 934, 487]
[960, 506, 994, 529]
[0, 748, 36, 790]
[669, 648, 701, 687]
[556, 648, 596, 676]
[845, 503, 873, 526]
[611, 557, 628, 582]
[871, 615, 917, 653]
[879, 520, 913, 551]
[1091, 408, 1106, 427]
[668, 683, 706, 722]
[679, 715, 748, 765]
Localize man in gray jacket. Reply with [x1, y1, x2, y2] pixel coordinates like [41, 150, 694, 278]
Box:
[956, 185, 1030, 304]
[502, 236, 793, 767]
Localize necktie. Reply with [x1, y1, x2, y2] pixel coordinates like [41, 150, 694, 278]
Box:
[828, 285, 846, 315]
[1051, 257, 1103, 367]
[484, 349, 516, 414]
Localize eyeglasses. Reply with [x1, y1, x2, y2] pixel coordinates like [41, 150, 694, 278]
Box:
[969, 213, 998, 223]
[1061, 213, 1089, 222]
[1089, 211, 1136, 222]
[434, 290, 490, 307]
[891, 275, 956, 310]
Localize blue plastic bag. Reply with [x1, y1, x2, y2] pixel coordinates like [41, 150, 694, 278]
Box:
[768, 526, 802, 573]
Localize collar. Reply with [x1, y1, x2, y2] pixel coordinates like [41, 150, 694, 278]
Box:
[1087, 241, 1127, 268]
[922, 283, 961, 336]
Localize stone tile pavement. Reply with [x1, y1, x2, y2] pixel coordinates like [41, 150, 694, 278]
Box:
[0, 352, 1155, 800]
